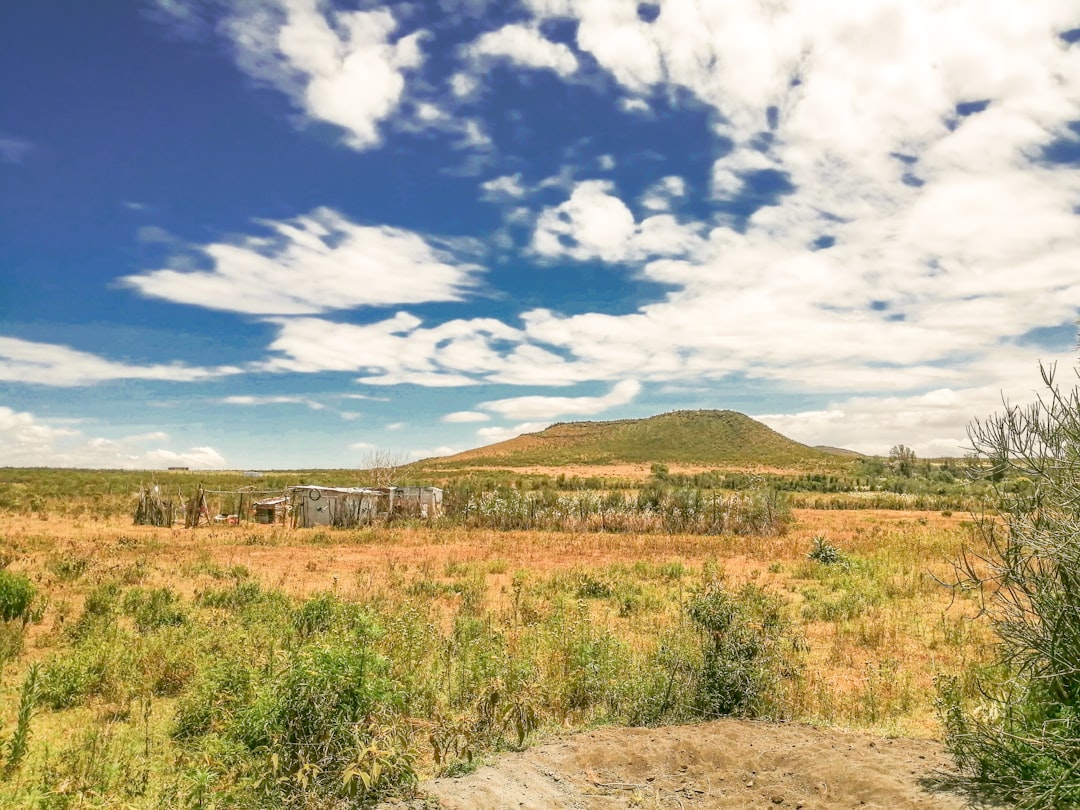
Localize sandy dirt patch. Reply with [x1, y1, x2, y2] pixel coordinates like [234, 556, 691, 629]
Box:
[381, 720, 969, 809]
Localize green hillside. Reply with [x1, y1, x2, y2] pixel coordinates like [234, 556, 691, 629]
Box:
[428, 410, 852, 470]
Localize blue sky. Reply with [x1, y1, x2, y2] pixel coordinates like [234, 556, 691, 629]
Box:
[2, 0, 1080, 469]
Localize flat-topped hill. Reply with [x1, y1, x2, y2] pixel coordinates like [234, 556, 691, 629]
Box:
[428, 409, 851, 470]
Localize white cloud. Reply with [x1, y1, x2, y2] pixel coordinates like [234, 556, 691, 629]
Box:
[349, 441, 375, 450]
[0, 337, 242, 387]
[641, 175, 687, 211]
[222, 395, 325, 410]
[711, 148, 779, 197]
[533, 180, 705, 262]
[141, 0, 1080, 454]
[442, 410, 490, 423]
[755, 348, 1076, 456]
[262, 312, 526, 379]
[449, 71, 479, 98]
[124, 208, 482, 315]
[480, 379, 642, 419]
[618, 97, 651, 114]
[0, 405, 226, 469]
[222, 0, 424, 149]
[466, 24, 578, 77]
[475, 0, 1080, 414]
[480, 173, 527, 199]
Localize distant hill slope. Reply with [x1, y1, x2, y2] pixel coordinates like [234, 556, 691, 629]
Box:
[814, 445, 862, 457]
[428, 410, 849, 470]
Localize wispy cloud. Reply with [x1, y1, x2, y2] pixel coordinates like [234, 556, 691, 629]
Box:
[221, 395, 325, 410]
[0, 135, 34, 164]
[480, 173, 527, 200]
[465, 24, 578, 77]
[124, 208, 483, 315]
[0, 337, 242, 387]
[480, 379, 642, 420]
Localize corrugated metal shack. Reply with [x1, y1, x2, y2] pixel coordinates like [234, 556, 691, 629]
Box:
[288, 485, 443, 528]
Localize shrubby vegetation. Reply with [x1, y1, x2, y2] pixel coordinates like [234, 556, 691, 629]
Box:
[0, 560, 813, 807]
[0, 420, 1011, 806]
[940, 365, 1080, 808]
[0, 452, 993, 525]
[448, 482, 791, 535]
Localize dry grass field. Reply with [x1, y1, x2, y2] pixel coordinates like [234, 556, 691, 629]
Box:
[0, 499, 995, 808]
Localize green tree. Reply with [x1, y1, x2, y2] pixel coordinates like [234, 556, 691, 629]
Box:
[888, 444, 917, 476]
[940, 363, 1080, 808]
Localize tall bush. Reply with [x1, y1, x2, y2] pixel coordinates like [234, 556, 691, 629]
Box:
[941, 364, 1080, 808]
[687, 582, 799, 718]
[0, 572, 34, 623]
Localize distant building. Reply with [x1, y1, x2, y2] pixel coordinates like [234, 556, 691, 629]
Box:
[288, 485, 443, 528]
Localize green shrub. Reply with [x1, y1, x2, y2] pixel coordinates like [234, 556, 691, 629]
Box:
[123, 587, 187, 632]
[807, 535, 845, 566]
[173, 656, 257, 740]
[687, 583, 800, 718]
[243, 638, 412, 802]
[0, 571, 34, 623]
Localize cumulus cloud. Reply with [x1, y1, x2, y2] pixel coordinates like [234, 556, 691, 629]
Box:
[0, 337, 242, 387]
[466, 23, 578, 76]
[260, 311, 611, 387]
[711, 149, 780, 197]
[111, 0, 1080, 465]
[533, 180, 705, 262]
[0, 405, 226, 468]
[124, 208, 482, 315]
[221, 0, 424, 149]
[480, 379, 642, 419]
[262, 312, 519, 376]
[485, 0, 1080, 418]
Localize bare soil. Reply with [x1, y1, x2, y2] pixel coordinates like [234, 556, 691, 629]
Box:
[382, 720, 969, 809]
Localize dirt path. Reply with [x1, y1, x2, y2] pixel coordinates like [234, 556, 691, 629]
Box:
[381, 720, 971, 809]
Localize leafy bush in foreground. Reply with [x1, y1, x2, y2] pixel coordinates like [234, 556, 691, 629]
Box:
[688, 583, 800, 719]
[940, 364, 1080, 808]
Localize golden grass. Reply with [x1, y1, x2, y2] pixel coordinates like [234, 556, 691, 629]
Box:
[1, 507, 991, 740]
